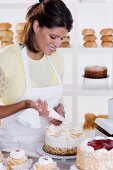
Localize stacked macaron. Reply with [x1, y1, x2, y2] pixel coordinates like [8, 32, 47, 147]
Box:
[0, 23, 14, 48]
[82, 28, 97, 47]
[60, 34, 71, 48]
[100, 28, 113, 47]
[14, 22, 25, 44]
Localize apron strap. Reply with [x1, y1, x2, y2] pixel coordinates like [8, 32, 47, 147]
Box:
[21, 47, 62, 88]
[47, 56, 62, 85]
[21, 47, 31, 89]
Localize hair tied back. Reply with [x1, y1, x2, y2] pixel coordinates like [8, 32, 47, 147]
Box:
[39, 0, 45, 3]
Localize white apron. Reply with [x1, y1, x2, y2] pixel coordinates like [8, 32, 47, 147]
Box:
[0, 47, 63, 150]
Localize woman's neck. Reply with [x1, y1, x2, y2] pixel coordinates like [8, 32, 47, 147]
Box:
[26, 48, 44, 60]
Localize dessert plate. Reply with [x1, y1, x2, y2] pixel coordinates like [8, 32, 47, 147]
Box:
[36, 142, 76, 160]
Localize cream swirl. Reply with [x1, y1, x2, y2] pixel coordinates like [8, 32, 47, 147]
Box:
[38, 156, 54, 165]
[10, 149, 25, 159]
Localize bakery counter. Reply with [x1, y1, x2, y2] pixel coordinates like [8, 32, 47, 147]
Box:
[3, 151, 75, 170]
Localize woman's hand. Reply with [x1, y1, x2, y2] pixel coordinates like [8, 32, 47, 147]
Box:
[49, 103, 65, 126]
[49, 119, 62, 126]
[53, 103, 65, 118]
[35, 99, 49, 117]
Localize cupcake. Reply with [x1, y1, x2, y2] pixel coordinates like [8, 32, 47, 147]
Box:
[33, 156, 57, 170]
[7, 148, 28, 170]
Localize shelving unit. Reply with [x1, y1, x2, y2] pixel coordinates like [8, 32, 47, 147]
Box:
[0, 1, 113, 125]
[71, 2, 113, 126]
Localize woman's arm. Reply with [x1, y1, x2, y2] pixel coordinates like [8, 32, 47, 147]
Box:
[0, 100, 36, 119]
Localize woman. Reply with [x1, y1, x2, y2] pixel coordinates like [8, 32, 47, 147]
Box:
[0, 0, 73, 151]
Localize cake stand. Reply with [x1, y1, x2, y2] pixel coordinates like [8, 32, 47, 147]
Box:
[82, 75, 109, 89]
[36, 142, 76, 160]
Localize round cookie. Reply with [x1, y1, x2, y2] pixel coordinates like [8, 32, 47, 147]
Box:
[0, 30, 13, 38]
[83, 41, 97, 47]
[16, 22, 25, 30]
[101, 35, 113, 41]
[82, 28, 95, 36]
[100, 28, 113, 36]
[101, 41, 113, 47]
[0, 23, 12, 30]
[83, 35, 97, 41]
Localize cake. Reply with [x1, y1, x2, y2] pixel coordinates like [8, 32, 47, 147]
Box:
[76, 136, 113, 170]
[43, 124, 84, 156]
[7, 148, 28, 170]
[33, 156, 57, 170]
[84, 65, 107, 78]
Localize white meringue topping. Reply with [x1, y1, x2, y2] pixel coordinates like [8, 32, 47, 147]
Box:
[10, 149, 25, 159]
[38, 156, 54, 166]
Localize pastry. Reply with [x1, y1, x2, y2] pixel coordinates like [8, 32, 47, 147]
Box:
[101, 41, 113, 47]
[82, 28, 95, 36]
[1, 41, 14, 48]
[0, 23, 12, 31]
[7, 148, 28, 170]
[84, 65, 107, 78]
[100, 28, 113, 36]
[0, 30, 13, 38]
[60, 42, 70, 47]
[100, 35, 113, 41]
[15, 22, 25, 30]
[83, 41, 97, 47]
[0, 37, 13, 42]
[84, 113, 97, 122]
[33, 156, 57, 170]
[83, 35, 97, 41]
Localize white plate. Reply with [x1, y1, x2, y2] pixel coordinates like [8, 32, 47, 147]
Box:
[36, 142, 76, 160]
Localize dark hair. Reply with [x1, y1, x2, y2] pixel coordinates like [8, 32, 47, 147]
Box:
[22, 0, 73, 53]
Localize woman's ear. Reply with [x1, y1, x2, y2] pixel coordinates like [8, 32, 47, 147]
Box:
[33, 20, 40, 34]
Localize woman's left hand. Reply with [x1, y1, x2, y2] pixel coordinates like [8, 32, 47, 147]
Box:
[49, 119, 62, 126]
[53, 103, 65, 118]
[49, 103, 65, 126]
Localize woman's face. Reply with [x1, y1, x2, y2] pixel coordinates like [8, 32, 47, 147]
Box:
[33, 23, 68, 55]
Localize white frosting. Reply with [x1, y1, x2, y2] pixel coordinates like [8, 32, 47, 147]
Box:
[38, 156, 54, 166]
[45, 124, 84, 148]
[94, 136, 105, 140]
[0, 163, 6, 170]
[10, 149, 25, 159]
[95, 149, 107, 154]
[107, 137, 113, 140]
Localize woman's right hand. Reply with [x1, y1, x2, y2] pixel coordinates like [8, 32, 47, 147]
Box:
[26, 99, 49, 117]
[35, 99, 49, 117]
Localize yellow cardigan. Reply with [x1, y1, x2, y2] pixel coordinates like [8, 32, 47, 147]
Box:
[0, 43, 63, 104]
